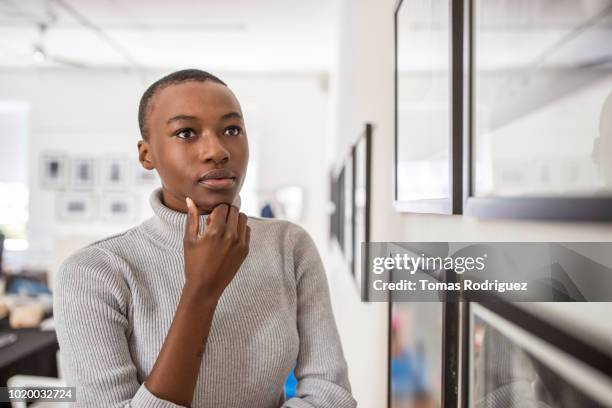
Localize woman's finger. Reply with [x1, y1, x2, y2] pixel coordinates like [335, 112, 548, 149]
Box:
[237, 212, 247, 238]
[209, 203, 229, 229]
[184, 197, 199, 241]
[245, 225, 251, 248]
[227, 205, 239, 234]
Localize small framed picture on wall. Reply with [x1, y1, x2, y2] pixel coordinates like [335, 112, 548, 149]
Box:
[353, 123, 372, 300]
[343, 148, 354, 274]
[100, 193, 137, 223]
[102, 157, 130, 189]
[70, 157, 96, 189]
[40, 152, 68, 189]
[394, 0, 463, 215]
[464, 0, 612, 220]
[56, 192, 96, 222]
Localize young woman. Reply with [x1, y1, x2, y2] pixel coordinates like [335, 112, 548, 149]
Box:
[54, 69, 355, 408]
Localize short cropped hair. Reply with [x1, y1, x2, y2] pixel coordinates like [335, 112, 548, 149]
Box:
[138, 69, 227, 140]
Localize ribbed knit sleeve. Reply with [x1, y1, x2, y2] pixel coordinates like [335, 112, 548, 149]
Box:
[281, 224, 356, 408]
[53, 245, 186, 408]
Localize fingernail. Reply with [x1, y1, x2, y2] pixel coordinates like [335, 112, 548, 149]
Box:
[185, 197, 191, 208]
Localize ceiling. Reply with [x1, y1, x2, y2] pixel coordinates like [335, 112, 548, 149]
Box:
[0, 0, 338, 72]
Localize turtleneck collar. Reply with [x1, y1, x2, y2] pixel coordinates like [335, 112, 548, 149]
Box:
[143, 186, 241, 251]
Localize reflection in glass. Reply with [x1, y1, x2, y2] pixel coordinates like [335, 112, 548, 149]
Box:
[473, 0, 612, 197]
[472, 315, 609, 408]
[391, 303, 442, 408]
[396, 0, 450, 201]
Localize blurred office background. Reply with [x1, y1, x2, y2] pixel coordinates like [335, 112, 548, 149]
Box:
[1, 1, 612, 407]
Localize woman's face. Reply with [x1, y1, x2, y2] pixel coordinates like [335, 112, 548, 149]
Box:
[138, 80, 249, 214]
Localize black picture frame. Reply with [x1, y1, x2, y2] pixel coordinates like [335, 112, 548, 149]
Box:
[343, 149, 354, 268]
[69, 156, 96, 190]
[467, 302, 612, 407]
[338, 166, 346, 253]
[388, 262, 462, 408]
[462, 0, 612, 221]
[393, 0, 464, 215]
[331, 164, 345, 253]
[388, 300, 460, 408]
[102, 156, 129, 190]
[40, 152, 68, 189]
[353, 124, 372, 300]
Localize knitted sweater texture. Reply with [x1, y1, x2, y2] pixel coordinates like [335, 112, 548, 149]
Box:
[53, 187, 355, 408]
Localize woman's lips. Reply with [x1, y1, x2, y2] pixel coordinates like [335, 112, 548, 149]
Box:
[198, 177, 236, 190]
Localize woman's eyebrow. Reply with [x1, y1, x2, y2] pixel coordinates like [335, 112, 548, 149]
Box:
[220, 111, 242, 121]
[167, 114, 198, 124]
[167, 112, 241, 124]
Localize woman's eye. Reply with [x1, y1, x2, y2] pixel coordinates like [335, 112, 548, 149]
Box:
[176, 129, 196, 139]
[224, 126, 242, 137]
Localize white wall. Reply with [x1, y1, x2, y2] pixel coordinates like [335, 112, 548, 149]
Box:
[327, 1, 397, 406]
[329, 1, 612, 407]
[0, 69, 329, 278]
[0, 101, 29, 184]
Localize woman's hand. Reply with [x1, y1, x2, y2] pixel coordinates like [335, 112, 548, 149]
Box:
[183, 196, 251, 300]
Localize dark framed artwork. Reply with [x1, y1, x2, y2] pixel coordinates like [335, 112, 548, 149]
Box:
[387, 242, 462, 408]
[332, 165, 346, 253]
[468, 302, 612, 407]
[337, 165, 345, 253]
[394, 0, 463, 214]
[329, 165, 345, 250]
[353, 123, 372, 300]
[344, 149, 354, 268]
[463, 0, 612, 220]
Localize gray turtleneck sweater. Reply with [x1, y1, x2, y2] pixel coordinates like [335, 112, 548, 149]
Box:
[53, 187, 355, 408]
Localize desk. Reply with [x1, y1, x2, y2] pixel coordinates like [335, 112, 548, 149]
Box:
[0, 328, 58, 408]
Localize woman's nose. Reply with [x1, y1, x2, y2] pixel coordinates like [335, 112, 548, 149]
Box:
[199, 133, 229, 163]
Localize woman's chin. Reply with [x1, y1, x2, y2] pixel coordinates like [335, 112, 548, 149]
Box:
[192, 196, 237, 214]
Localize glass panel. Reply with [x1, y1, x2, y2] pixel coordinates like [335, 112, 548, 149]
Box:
[396, 0, 451, 201]
[391, 303, 443, 408]
[472, 315, 608, 407]
[473, 0, 612, 197]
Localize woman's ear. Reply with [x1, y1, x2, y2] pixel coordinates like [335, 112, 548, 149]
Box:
[137, 139, 155, 170]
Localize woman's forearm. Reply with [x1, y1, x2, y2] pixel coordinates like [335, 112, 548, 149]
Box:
[144, 282, 219, 407]
[142, 202, 249, 406]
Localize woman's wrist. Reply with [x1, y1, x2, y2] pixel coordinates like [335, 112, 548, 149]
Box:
[181, 281, 220, 311]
